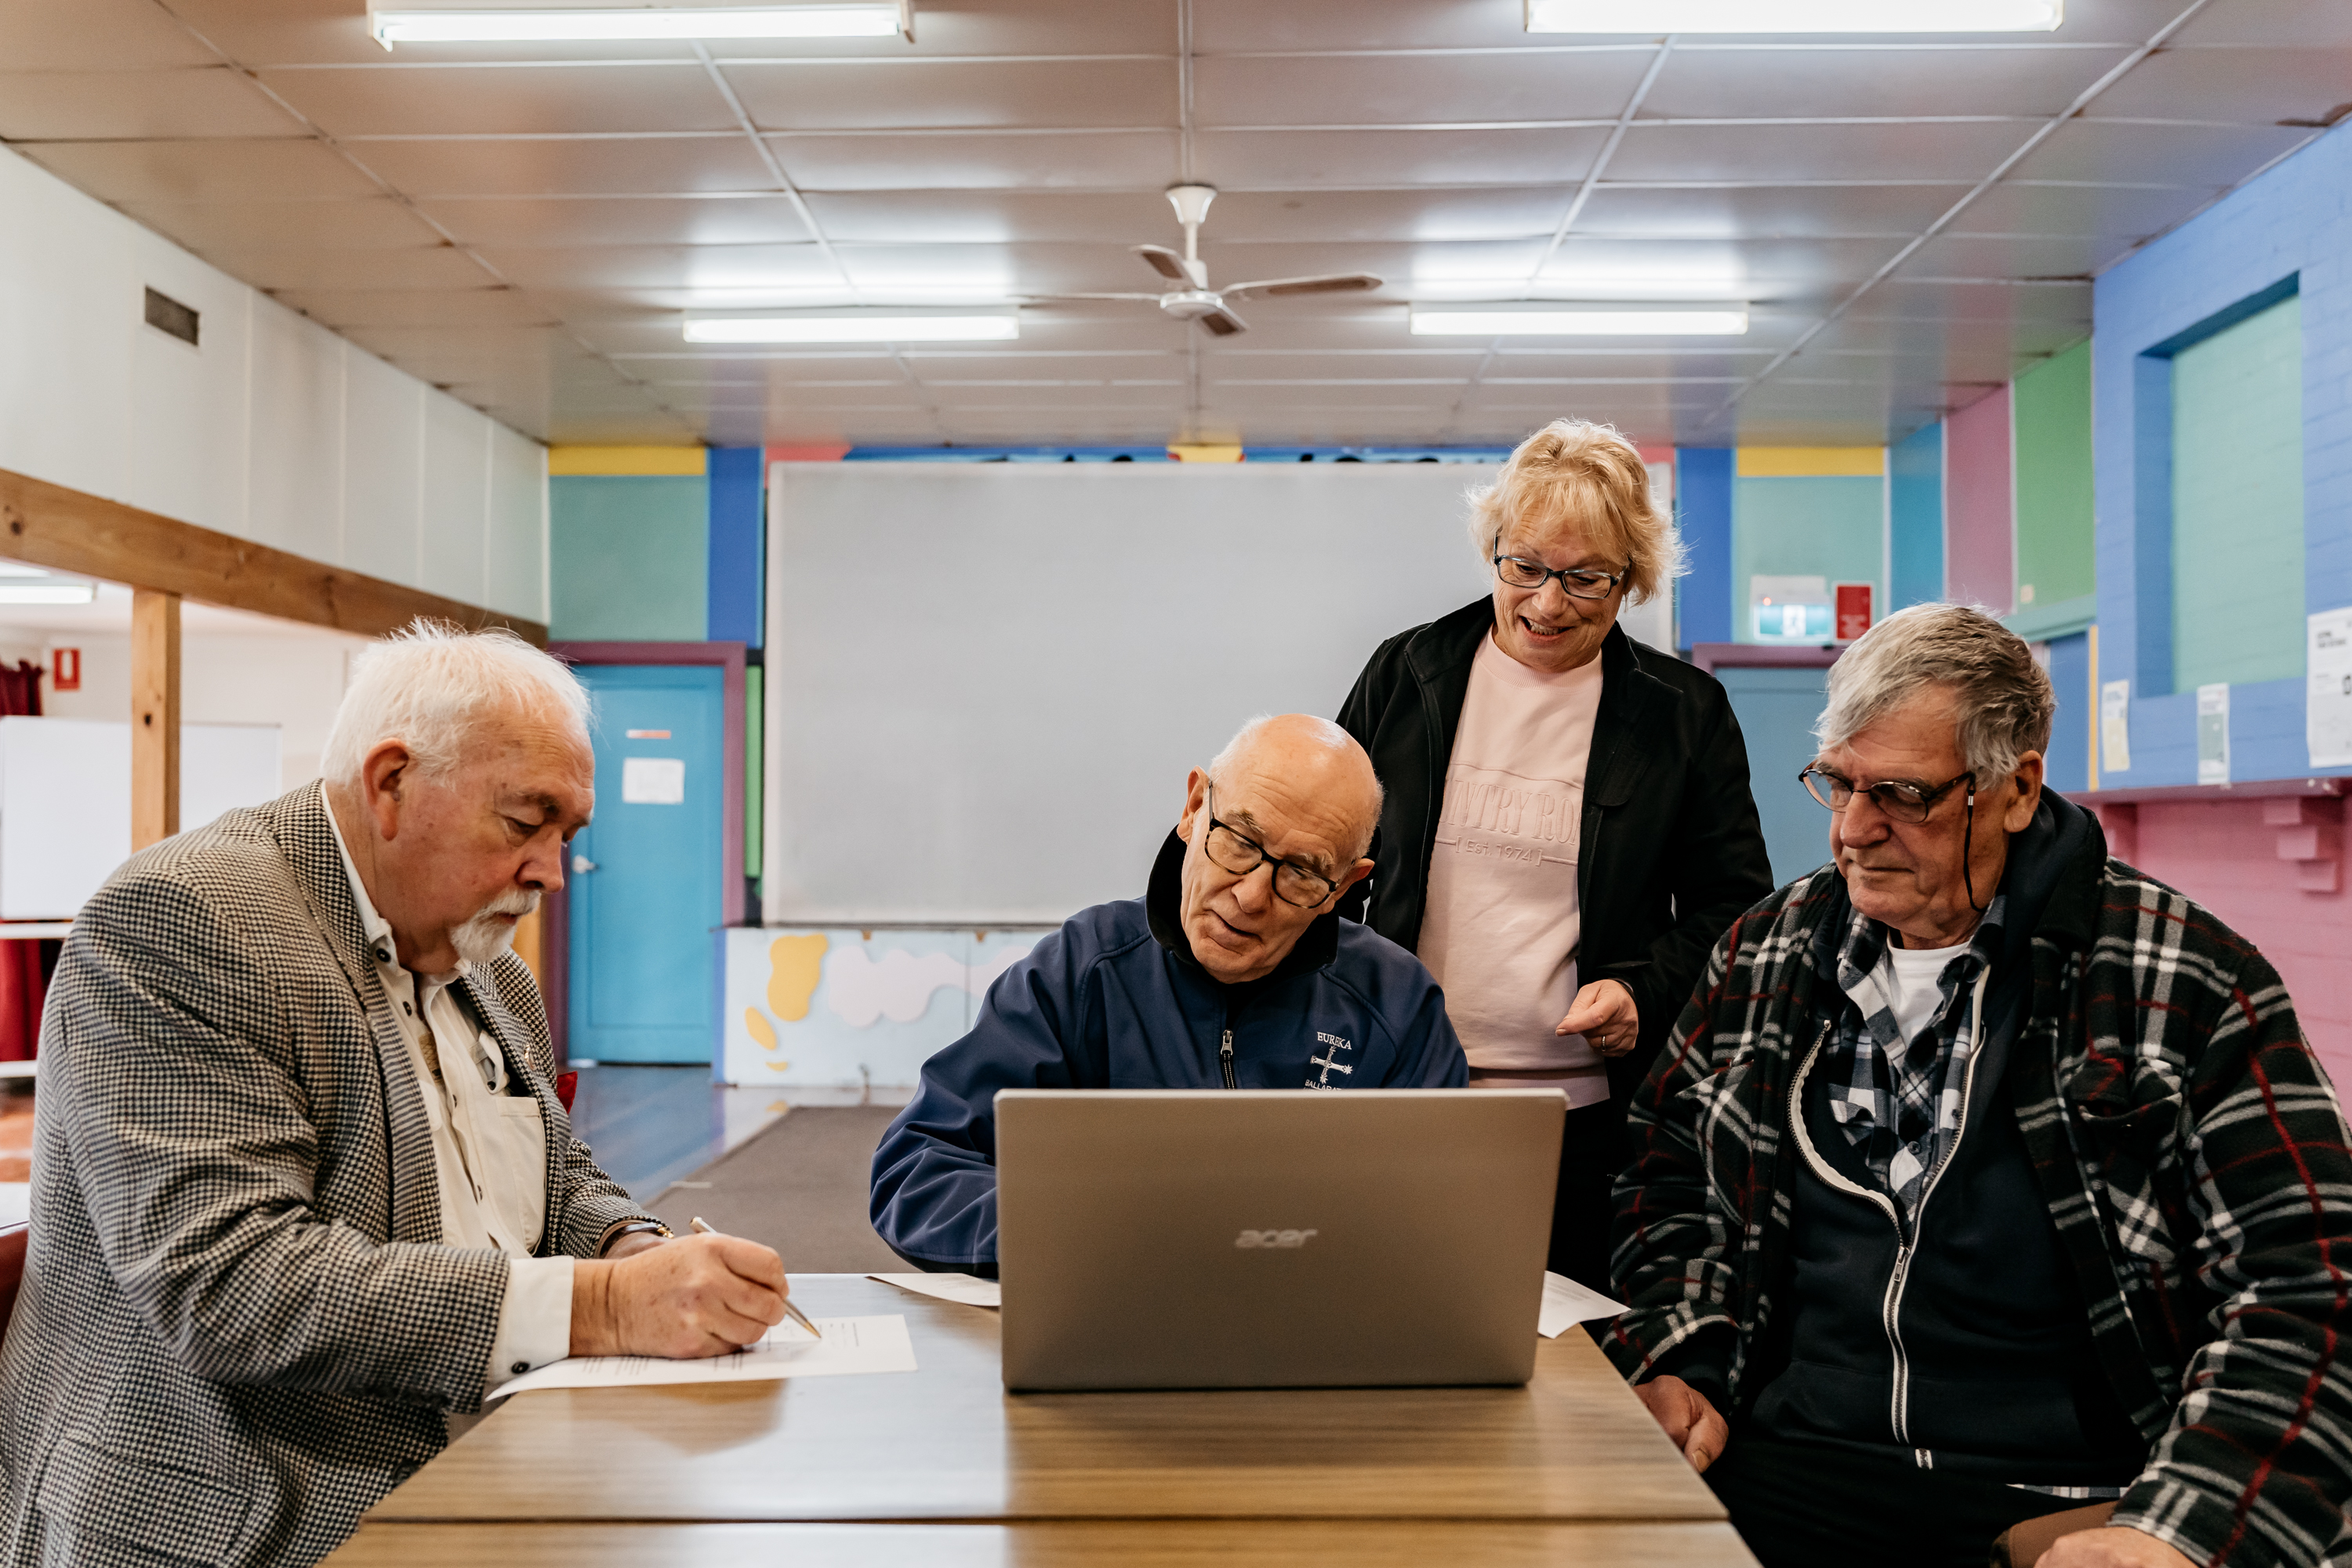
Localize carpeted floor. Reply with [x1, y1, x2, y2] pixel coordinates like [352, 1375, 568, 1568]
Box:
[645, 1105, 909, 1273]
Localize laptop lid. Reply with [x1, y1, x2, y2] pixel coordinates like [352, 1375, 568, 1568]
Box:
[996, 1088, 1563, 1392]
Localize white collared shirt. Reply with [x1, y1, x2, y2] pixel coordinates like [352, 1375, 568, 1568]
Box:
[327, 814, 573, 1402]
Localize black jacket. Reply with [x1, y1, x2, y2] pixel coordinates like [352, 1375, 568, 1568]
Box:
[1334, 596, 1775, 1109]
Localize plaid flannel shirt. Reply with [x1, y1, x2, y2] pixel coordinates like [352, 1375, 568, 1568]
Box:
[1825, 894, 2005, 1225]
[1607, 830, 2352, 1568]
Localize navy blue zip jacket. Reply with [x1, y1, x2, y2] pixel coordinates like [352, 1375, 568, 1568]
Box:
[869, 830, 1469, 1274]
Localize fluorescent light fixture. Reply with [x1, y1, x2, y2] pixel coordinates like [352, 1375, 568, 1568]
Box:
[684, 313, 1018, 343]
[0, 584, 95, 605]
[1410, 306, 1748, 336]
[372, 5, 906, 45]
[1526, 0, 2059, 30]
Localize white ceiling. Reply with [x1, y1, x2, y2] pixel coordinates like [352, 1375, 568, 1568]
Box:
[2, 0, 2343, 449]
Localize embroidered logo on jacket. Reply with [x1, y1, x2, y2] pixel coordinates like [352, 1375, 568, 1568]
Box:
[1307, 1031, 1355, 1090]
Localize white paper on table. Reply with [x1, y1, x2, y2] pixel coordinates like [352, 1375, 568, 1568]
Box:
[1537, 1271, 1627, 1338]
[869, 1271, 1001, 1308]
[485, 1315, 915, 1401]
[2309, 609, 2352, 768]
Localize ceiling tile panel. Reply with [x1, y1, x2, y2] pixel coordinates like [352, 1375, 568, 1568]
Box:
[270, 286, 561, 328]
[115, 197, 445, 252]
[2083, 45, 2352, 127]
[713, 0, 1178, 59]
[1204, 187, 1568, 244]
[2002, 120, 2314, 188]
[0, 0, 220, 69]
[1193, 0, 1566, 52]
[1957, 180, 2211, 241]
[0, 67, 307, 140]
[1893, 232, 2108, 281]
[1573, 183, 1955, 238]
[2170, 6, 2352, 47]
[205, 246, 498, 290]
[1535, 236, 1904, 299]
[770, 130, 1178, 191]
[470, 241, 840, 291]
[724, 60, 1175, 131]
[18, 138, 382, 201]
[156, 0, 701, 68]
[1643, 45, 2129, 120]
[803, 191, 1178, 243]
[259, 64, 736, 137]
[1193, 51, 1650, 126]
[1196, 128, 1606, 189]
[413, 195, 815, 247]
[350, 136, 775, 195]
[1606, 121, 2031, 183]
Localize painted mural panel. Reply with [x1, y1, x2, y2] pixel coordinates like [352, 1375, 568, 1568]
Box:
[721, 926, 1042, 1086]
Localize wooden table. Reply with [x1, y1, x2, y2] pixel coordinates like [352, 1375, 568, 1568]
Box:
[343, 1275, 1751, 1565]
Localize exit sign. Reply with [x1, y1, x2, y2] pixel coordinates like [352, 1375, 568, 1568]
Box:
[1835, 583, 1874, 642]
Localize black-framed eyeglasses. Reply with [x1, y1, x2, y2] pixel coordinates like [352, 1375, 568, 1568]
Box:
[1493, 555, 1629, 601]
[1200, 782, 1341, 909]
[1800, 764, 1974, 826]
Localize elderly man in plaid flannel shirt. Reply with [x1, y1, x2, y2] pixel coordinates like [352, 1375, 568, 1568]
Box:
[1609, 604, 2352, 1568]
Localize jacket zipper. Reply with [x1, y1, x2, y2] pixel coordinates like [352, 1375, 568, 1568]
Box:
[1788, 967, 1990, 1460]
[1219, 1028, 1236, 1089]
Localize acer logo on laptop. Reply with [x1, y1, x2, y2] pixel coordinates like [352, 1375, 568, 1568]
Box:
[1234, 1229, 1317, 1250]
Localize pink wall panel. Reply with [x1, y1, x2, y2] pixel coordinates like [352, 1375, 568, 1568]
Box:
[1944, 384, 2014, 615]
[2100, 798, 2352, 1090]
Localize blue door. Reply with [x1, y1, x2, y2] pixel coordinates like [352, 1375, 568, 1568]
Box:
[568, 665, 727, 1065]
[1717, 664, 1835, 890]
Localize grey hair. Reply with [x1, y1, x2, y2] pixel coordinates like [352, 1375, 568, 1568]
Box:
[321, 619, 591, 786]
[1813, 603, 2055, 779]
[1206, 713, 1385, 858]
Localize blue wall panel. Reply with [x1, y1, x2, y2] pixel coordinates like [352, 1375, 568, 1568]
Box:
[707, 446, 764, 647]
[2094, 118, 2352, 783]
[1676, 447, 1734, 648]
[1889, 422, 1945, 610]
[2044, 631, 2090, 795]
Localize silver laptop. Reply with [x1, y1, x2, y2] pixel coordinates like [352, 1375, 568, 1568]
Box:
[996, 1088, 1564, 1392]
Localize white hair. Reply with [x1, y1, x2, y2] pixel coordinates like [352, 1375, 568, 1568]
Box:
[321, 620, 590, 786]
[1814, 603, 2055, 779]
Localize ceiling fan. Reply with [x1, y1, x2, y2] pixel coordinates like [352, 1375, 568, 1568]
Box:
[1022, 185, 1382, 336]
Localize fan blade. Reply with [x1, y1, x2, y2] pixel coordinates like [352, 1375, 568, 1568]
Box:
[1199, 305, 1250, 336]
[1134, 245, 1190, 281]
[1223, 272, 1382, 299]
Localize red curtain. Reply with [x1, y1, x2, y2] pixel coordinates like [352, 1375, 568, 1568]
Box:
[0, 944, 45, 1063]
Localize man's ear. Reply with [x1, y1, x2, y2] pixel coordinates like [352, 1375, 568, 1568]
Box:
[1178, 767, 1210, 840]
[2002, 751, 2045, 833]
[1338, 858, 1376, 895]
[360, 739, 415, 843]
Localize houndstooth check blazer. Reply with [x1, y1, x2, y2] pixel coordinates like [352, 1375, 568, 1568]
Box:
[0, 782, 655, 1566]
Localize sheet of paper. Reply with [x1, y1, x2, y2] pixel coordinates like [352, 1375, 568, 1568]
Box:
[2309, 609, 2352, 768]
[2100, 679, 2132, 775]
[1537, 1270, 1627, 1338]
[2196, 682, 2230, 786]
[869, 1271, 1000, 1308]
[486, 1314, 915, 1400]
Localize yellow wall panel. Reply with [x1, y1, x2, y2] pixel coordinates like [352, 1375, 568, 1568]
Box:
[548, 445, 707, 477]
[1736, 447, 1886, 478]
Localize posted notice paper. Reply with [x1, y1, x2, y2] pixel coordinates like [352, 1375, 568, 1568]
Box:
[2100, 680, 2132, 775]
[487, 1315, 916, 1400]
[1537, 1271, 1627, 1338]
[869, 1272, 1000, 1308]
[2310, 608, 2352, 768]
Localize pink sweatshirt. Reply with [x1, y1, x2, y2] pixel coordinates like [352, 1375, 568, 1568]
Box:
[1414, 630, 1609, 1107]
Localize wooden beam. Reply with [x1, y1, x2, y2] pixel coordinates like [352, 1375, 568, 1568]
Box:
[131, 588, 180, 851]
[0, 466, 549, 645]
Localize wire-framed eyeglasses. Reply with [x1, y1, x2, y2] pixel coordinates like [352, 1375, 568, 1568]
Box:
[1800, 764, 1975, 824]
[1199, 782, 1341, 909]
[1493, 555, 1628, 601]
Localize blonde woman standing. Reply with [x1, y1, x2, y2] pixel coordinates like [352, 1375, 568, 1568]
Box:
[1337, 420, 1773, 1294]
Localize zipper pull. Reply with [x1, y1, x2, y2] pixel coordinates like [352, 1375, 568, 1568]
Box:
[1220, 1029, 1236, 1090]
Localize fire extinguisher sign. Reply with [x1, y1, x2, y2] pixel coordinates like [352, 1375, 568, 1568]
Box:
[1834, 583, 1874, 643]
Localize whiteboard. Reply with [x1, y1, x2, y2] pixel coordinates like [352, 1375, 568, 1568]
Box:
[762, 463, 1501, 925]
[0, 717, 285, 919]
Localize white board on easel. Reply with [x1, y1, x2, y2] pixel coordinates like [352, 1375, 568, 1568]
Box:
[0, 717, 283, 919]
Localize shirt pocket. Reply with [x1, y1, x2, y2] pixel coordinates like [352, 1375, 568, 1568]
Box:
[479, 1094, 551, 1250]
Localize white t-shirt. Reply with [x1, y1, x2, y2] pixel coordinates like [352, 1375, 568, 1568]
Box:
[1415, 631, 1609, 1106]
[1883, 939, 1971, 1044]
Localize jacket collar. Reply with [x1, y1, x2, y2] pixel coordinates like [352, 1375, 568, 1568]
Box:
[1144, 828, 1341, 986]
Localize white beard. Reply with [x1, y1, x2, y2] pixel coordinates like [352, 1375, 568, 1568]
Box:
[452, 889, 540, 967]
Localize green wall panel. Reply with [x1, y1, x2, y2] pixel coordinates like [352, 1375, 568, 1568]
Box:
[2012, 339, 2095, 612]
[550, 474, 710, 642]
[2172, 295, 2303, 690]
[1731, 474, 1885, 644]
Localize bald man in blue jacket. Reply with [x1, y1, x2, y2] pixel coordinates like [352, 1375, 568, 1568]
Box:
[871, 714, 1468, 1276]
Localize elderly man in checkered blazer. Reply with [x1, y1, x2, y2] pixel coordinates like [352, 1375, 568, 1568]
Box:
[0, 622, 793, 1566]
[1608, 604, 2352, 1568]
